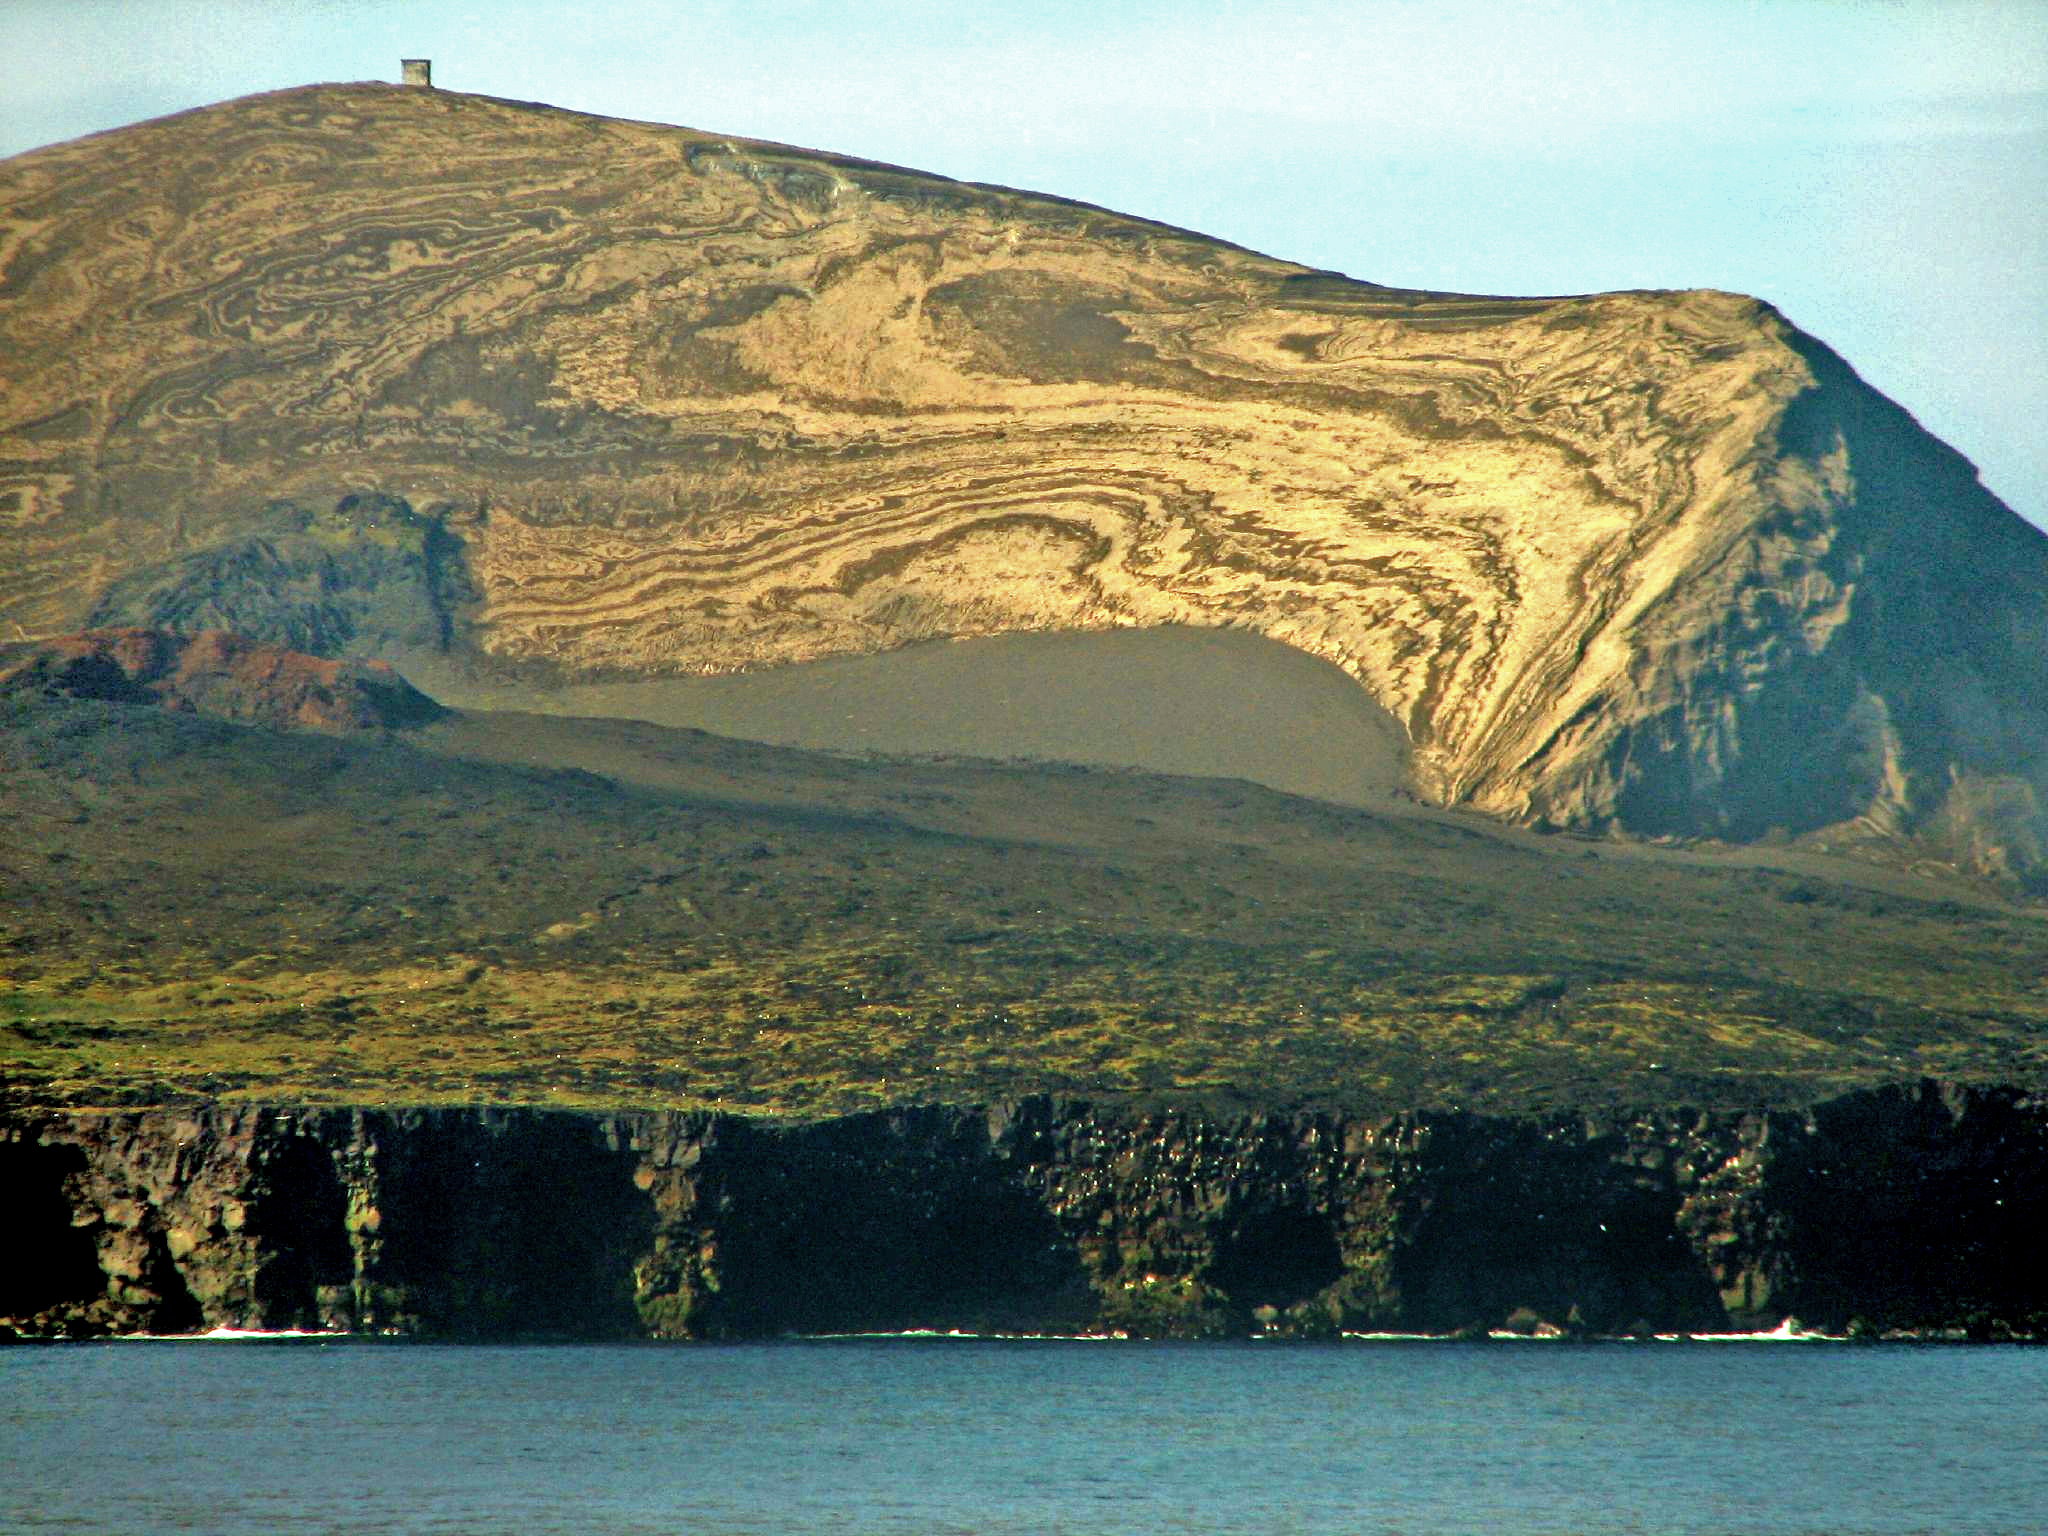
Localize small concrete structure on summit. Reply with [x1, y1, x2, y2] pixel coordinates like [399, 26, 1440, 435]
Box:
[402, 59, 433, 88]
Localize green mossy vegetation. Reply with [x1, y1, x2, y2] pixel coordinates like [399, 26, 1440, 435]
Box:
[1093, 1273, 1236, 1339]
[3, 696, 2043, 1117]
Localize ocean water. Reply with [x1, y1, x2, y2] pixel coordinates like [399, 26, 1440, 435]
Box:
[3, 1338, 2043, 1535]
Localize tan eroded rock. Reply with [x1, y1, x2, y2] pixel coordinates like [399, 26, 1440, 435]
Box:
[0, 83, 2041, 867]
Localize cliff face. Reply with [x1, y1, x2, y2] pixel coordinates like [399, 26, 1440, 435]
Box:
[7, 1085, 2042, 1342]
[2, 84, 2042, 872]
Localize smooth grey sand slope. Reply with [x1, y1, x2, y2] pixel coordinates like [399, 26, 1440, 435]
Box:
[405, 625, 1412, 808]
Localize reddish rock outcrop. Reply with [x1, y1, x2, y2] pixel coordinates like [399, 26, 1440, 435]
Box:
[0, 627, 445, 731]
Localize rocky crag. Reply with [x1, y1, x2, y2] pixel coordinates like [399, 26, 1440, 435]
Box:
[1, 84, 2043, 875]
[5, 1084, 2042, 1342]
[0, 626, 445, 731]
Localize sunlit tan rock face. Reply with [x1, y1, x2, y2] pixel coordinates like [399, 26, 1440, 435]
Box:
[1, 83, 2042, 869]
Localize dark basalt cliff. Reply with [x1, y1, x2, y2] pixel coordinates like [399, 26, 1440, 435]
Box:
[6, 1083, 2043, 1342]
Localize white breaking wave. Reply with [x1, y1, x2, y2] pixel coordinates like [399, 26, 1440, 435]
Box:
[800, 1329, 1129, 1342]
[1674, 1318, 1842, 1342]
[105, 1326, 346, 1342]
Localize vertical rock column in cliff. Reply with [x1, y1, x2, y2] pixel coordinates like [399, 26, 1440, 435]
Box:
[3, 1088, 2043, 1341]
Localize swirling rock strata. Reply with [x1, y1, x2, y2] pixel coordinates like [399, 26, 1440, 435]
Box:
[4, 1084, 2042, 1340]
[1, 83, 2043, 865]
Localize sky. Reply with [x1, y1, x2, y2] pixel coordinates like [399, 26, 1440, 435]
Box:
[4, 0, 2044, 529]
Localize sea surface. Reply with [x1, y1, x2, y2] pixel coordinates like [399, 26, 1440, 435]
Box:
[3, 1337, 2043, 1535]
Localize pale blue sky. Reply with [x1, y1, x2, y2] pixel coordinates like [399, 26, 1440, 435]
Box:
[5, 0, 2043, 527]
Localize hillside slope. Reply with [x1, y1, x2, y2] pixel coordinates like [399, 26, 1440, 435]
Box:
[5, 676, 2043, 1117]
[1, 82, 2042, 872]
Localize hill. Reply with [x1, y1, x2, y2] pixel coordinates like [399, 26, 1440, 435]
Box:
[1, 82, 2042, 879]
[2, 79, 2044, 1345]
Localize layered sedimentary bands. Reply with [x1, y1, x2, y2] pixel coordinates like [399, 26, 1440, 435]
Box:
[2, 83, 2043, 871]
[5, 1085, 2043, 1341]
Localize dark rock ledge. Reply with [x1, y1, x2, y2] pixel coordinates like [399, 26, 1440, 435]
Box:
[4, 1082, 2043, 1342]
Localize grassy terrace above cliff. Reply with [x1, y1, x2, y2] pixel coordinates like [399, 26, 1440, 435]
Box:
[4, 688, 2042, 1117]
